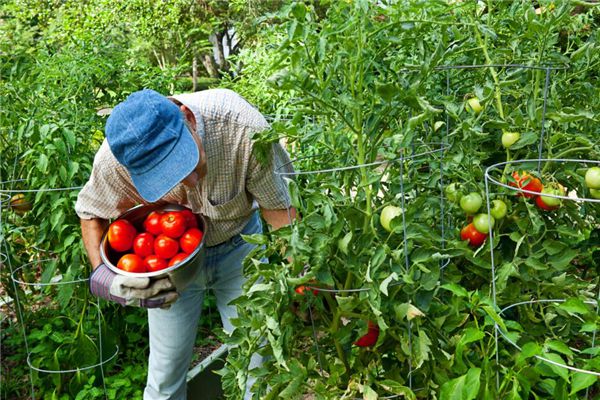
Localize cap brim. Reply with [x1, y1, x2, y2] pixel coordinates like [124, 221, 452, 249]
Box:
[130, 124, 199, 203]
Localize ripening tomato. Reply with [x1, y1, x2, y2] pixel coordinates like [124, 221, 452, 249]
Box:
[295, 285, 319, 296]
[168, 253, 189, 267]
[117, 253, 146, 273]
[180, 209, 198, 229]
[143, 255, 168, 272]
[354, 321, 379, 347]
[510, 171, 543, 198]
[107, 219, 137, 252]
[160, 211, 187, 238]
[132, 232, 155, 258]
[143, 211, 164, 235]
[460, 223, 488, 247]
[180, 228, 203, 254]
[154, 234, 179, 259]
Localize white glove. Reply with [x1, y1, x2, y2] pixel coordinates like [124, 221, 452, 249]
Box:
[90, 264, 179, 308]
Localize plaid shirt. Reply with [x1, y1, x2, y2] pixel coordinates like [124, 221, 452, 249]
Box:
[75, 89, 292, 246]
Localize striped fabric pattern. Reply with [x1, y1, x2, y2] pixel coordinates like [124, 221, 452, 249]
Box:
[89, 264, 126, 306]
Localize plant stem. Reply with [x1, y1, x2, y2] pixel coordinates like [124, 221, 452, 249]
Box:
[471, 10, 505, 120]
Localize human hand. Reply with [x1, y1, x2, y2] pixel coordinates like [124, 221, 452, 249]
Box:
[89, 264, 179, 308]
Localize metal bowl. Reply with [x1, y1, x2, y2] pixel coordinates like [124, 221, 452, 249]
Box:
[99, 203, 206, 292]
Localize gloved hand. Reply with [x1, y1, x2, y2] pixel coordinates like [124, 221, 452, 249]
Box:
[89, 264, 179, 308]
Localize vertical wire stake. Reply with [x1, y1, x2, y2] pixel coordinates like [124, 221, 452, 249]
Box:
[398, 153, 413, 389]
[484, 175, 501, 392]
[307, 294, 324, 376]
[585, 283, 600, 399]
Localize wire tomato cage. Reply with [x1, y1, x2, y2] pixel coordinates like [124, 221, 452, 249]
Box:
[484, 159, 600, 392]
[0, 181, 118, 400]
[272, 141, 449, 395]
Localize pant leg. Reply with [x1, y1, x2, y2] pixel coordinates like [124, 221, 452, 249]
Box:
[144, 274, 206, 400]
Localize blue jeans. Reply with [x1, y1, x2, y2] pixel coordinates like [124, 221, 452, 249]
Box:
[144, 212, 263, 400]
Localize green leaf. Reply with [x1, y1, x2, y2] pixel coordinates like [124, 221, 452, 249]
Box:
[570, 372, 597, 395]
[481, 305, 507, 332]
[37, 153, 49, 174]
[441, 283, 468, 297]
[542, 352, 569, 381]
[546, 340, 574, 357]
[439, 368, 481, 400]
[559, 298, 590, 315]
[377, 380, 415, 399]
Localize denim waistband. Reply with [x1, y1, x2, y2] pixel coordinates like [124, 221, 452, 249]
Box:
[205, 212, 262, 251]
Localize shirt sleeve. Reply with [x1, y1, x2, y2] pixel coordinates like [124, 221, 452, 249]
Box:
[75, 141, 142, 220]
[246, 137, 294, 211]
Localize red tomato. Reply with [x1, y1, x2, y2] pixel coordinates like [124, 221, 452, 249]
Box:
[535, 195, 559, 211]
[160, 211, 187, 238]
[509, 171, 543, 198]
[354, 321, 379, 347]
[168, 253, 189, 267]
[143, 211, 164, 235]
[460, 223, 488, 247]
[143, 255, 168, 272]
[154, 234, 179, 259]
[180, 209, 198, 229]
[133, 232, 155, 258]
[180, 228, 203, 254]
[107, 220, 137, 252]
[117, 253, 146, 273]
[294, 285, 319, 296]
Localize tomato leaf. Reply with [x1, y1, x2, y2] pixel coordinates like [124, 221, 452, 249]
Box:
[439, 367, 481, 400]
[570, 372, 597, 395]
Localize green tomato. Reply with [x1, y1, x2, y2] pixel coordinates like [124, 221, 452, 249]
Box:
[460, 192, 483, 214]
[380, 205, 403, 233]
[539, 187, 562, 207]
[465, 97, 483, 114]
[589, 188, 600, 199]
[490, 199, 507, 219]
[585, 167, 600, 189]
[445, 183, 462, 203]
[473, 213, 495, 234]
[501, 132, 520, 149]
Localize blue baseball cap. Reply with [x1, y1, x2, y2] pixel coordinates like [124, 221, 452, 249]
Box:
[105, 89, 199, 202]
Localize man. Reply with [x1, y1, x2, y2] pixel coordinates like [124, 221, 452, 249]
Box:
[75, 88, 296, 399]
